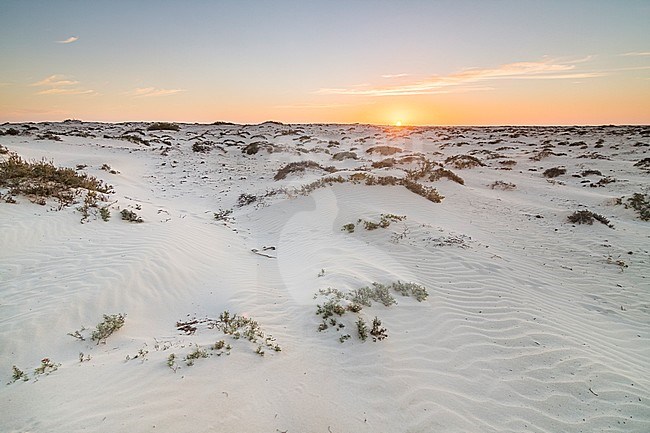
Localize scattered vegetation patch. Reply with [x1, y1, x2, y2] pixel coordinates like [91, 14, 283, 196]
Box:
[343, 214, 406, 232]
[147, 122, 180, 132]
[543, 167, 566, 178]
[623, 193, 650, 221]
[274, 160, 337, 181]
[236, 193, 257, 207]
[633, 158, 650, 169]
[175, 311, 280, 355]
[402, 179, 444, 203]
[314, 281, 428, 343]
[567, 210, 614, 228]
[0, 153, 112, 208]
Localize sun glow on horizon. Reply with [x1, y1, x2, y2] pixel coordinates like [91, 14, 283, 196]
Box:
[395, 120, 402, 126]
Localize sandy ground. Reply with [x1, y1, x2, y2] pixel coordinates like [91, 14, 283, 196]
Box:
[1, 121, 649, 432]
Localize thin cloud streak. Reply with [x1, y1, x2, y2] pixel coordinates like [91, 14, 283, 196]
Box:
[128, 87, 185, 97]
[31, 75, 79, 87]
[56, 36, 79, 44]
[317, 59, 606, 97]
[621, 51, 650, 57]
[36, 88, 95, 95]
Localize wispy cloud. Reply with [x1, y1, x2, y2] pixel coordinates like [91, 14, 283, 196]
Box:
[31, 74, 94, 96]
[621, 51, 650, 57]
[56, 36, 79, 44]
[317, 58, 605, 97]
[36, 88, 94, 95]
[381, 73, 410, 79]
[128, 87, 184, 97]
[31, 75, 79, 87]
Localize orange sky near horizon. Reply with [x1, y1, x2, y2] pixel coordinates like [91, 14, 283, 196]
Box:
[1, 1, 649, 126]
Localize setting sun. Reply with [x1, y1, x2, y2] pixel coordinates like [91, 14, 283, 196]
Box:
[395, 120, 402, 126]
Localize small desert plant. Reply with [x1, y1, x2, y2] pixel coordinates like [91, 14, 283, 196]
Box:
[99, 206, 111, 221]
[370, 317, 388, 341]
[349, 284, 397, 307]
[236, 193, 257, 207]
[341, 223, 355, 233]
[356, 318, 368, 341]
[543, 167, 566, 178]
[167, 353, 179, 372]
[567, 210, 614, 228]
[34, 358, 60, 375]
[214, 208, 233, 222]
[389, 281, 429, 301]
[339, 334, 351, 343]
[91, 313, 126, 344]
[121, 208, 143, 223]
[147, 122, 180, 132]
[185, 347, 209, 366]
[489, 180, 516, 190]
[10, 365, 28, 383]
[100, 164, 118, 174]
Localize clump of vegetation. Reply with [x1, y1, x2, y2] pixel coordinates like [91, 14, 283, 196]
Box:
[371, 158, 396, 168]
[370, 317, 388, 341]
[184, 346, 209, 366]
[274, 160, 337, 181]
[344, 214, 406, 232]
[389, 281, 429, 301]
[332, 151, 357, 161]
[10, 365, 28, 383]
[214, 208, 233, 222]
[489, 180, 516, 190]
[175, 311, 280, 355]
[623, 193, 650, 221]
[445, 154, 484, 169]
[543, 167, 566, 178]
[633, 158, 650, 169]
[34, 358, 61, 376]
[99, 206, 111, 221]
[402, 179, 444, 203]
[366, 146, 402, 156]
[91, 313, 126, 345]
[121, 208, 143, 223]
[147, 122, 180, 132]
[236, 193, 257, 207]
[356, 318, 368, 341]
[429, 168, 465, 185]
[167, 353, 179, 372]
[0, 153, 112, 207]
[0, 144, 9, 154]
[100, 163, 118, 174]
[192, 142, 213, 153]
[567, 210, 614, 228]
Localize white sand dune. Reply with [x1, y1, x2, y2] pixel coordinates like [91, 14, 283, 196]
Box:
[1, 122, 649, 432]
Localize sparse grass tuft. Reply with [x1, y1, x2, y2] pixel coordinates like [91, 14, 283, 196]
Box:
[445, 154, 484, 169]
[567, 210, 614, 228]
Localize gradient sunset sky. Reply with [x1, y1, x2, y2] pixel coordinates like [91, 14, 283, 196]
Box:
[1, 0, 649, 125]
